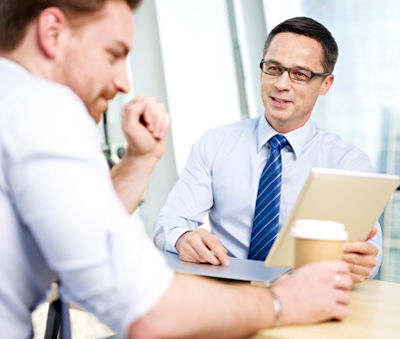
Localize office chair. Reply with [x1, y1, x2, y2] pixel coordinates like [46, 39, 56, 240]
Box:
[44, 296, 71, 339]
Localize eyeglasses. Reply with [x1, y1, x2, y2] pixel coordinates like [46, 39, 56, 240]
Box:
[259, 60, 331, 82]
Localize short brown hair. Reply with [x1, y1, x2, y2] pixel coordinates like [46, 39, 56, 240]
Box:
[0, 0, 142, 51]
[263, 17, 338, 73]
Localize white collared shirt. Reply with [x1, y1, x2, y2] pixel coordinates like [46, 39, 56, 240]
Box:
[154, 115, 382, 277]
[0, 58, 173, 338]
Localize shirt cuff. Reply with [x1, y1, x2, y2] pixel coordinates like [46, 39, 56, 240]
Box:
[165, 227, 192, 254]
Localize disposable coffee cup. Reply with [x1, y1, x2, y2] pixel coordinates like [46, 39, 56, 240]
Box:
[291, 219, 348, 269]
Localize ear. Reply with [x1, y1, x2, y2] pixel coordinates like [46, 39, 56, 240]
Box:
[37, 7, 68, 59]
[319, 74, 334, 95]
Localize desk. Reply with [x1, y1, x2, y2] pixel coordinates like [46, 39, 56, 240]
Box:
[33, 279, 399, 338]
[251, 279, 400, 339]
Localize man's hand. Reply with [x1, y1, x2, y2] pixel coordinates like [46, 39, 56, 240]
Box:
[121, 95, 170, 160]
[176, 229, 230, 266]
[342, 227, 378, 283]
[111, 95, 170, 214]
[272, 260, 352, 325]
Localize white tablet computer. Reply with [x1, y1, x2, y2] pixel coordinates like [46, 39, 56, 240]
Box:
[265, 168, 400, 268]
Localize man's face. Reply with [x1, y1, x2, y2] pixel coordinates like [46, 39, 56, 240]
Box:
[261, 32, 333, 133]
[58, 0, 133, 122]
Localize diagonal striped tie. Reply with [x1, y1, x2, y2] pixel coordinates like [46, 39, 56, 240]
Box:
[248, 134, 288, 260]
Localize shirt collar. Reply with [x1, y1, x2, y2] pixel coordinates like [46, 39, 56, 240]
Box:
[0, 57, 30, 75]
[257, 115, 313, 158]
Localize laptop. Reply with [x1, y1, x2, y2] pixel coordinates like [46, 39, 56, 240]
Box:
[163, 251, 289, 285]
[265, 168, 400, 268]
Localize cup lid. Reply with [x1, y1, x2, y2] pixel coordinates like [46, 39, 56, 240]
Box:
[290, 219, 348, 240]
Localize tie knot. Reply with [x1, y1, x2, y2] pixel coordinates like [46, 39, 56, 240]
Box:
[269, 134, 288, 150]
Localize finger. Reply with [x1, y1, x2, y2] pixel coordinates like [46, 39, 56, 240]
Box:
[333, 273, 352, 290]
[126, 94, 147, 109]
[121, 96, 148, 123]
[346, 262, 372, 277]
[157, 104, 170, 139]
[350, 272, 365, 284]
[204, 235, 230, 266]
[148, 98, 165, 136]
[179, 244, 202, 263]
[342, 252, 376, 268]
[334, 289, 351, 305]
[179, 236, 216, 264]
[194, 244, 220, 265]
[153, 103, 168, 139]
[330, 304, 350, 321]
[142, 97, 158, 131]
[347, 260, 372, 276]
[366, 227, 377, 240]
[132, 94, 147, 103]
[343, 241, 378, 255]
[196, 229, 229, 265]
[181, 250, 210, 264]
[178, 232, 208, 263]
[323, 260, 351, 274]
[185, 236, 220, 265]
[164, 112, 171, 138]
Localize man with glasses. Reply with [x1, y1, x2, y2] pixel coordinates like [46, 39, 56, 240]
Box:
[154, 17, 381, 283]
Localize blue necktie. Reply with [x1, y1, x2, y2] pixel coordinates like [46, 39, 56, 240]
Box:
[248, 134, 288, 260]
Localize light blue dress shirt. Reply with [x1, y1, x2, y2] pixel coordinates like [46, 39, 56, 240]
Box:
[153, 115, 382, 277]
[0, 58, 173, 338]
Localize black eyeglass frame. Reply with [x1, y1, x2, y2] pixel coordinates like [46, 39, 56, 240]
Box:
[259, 59, 331, 82]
